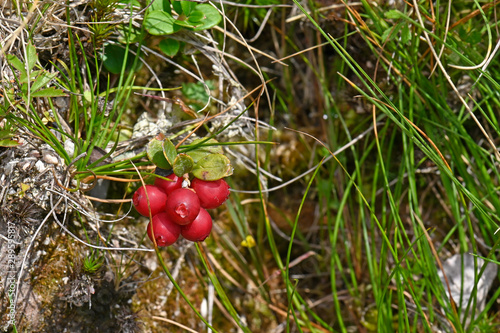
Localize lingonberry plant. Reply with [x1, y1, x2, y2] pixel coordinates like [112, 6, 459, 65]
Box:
[133, 135, 232, 247]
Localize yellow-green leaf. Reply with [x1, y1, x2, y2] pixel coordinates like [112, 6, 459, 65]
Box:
[173, 153, 194, 177]
[162, 138, 177, 165]
[192, 153, 232, 181]
[147, 136, 171, 169]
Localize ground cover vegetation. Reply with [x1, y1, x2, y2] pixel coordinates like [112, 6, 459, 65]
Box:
[1, 0, 500, 332]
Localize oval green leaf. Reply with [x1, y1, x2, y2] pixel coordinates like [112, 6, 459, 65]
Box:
[144, 10, 176, 35]
[173, 153, 194, 177]
[102, 44, 137, 74]
[26, 42, 37, 72]
[188, 10, 204, 23]
[174, 19, 199, 29]
[181, 1, 197, 16]
[159, 38, 180, 57]
[192, 153, 232, 181]
[118, 24, 144, 44]
[147, 137, 171, 169]
[162, 138, 177, 165]
[6, 54, 24, 72]
[185, 138, 223, 163]
[149, 0, 170, 12]
[31, 87, 66, 98]
[192, 4, 221, 31]
[172, 1, 183, 15]
[0, 138, 19, 147]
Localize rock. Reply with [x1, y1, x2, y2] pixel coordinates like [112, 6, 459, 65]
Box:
[438, 253, 498, 327]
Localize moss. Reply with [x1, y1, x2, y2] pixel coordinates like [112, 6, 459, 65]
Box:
[13, 224, 142, 332]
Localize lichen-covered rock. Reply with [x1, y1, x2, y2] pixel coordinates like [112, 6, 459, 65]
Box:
[0, 137, 142, 332]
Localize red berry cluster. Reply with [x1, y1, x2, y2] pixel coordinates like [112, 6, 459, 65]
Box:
[133, 173, 230, 247]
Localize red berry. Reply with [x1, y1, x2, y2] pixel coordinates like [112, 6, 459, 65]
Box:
[191, 178, 230, 209]
[133, 185, 167, 217]
[147, 212, 181, 247]
[154, 173, 183, 195]
[165, 188, 201, 225]
[181, 208, 212, 242]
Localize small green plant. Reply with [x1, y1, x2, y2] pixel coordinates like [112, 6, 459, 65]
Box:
[181, 80, 215, 111]
[47, 19, 154, 185]
[88, 0, 121, 47]
[0, 121, 19, 147]
[6, 42, 65, 101]
[143, 0, 222, 57]
[3, 42, 66, 154]
[83, 250, 104, 274]
[2, 21, 157, 193]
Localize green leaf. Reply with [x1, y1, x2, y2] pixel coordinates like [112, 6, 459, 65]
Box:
[0, 130, 19, 147]
[0, 138, 19, 147]
[381, 27, 393, 43]
[19, 69, 42, 85]
[118, 24, 144, 44]
[26, 42, 37, 72]
[185, 138, 223, 163]
[181, 81, 214, 110]
[188, 10, 204, 23]
[0, 104, 8, 117]
[467, 29, 482, 44]
[101, 44, 136, 74]
[159, 39, 181, 57]
[192, 153, 233, 181]
[149, 0, 170, 13]
[385, 10, 404, 19]
[172, 1, 183, 15]
[185, 19, 202, 28]
[192, 4, 221, 31]
[382, 22, 406, 43]
[0, 130, 14, 139]
[20, 83, 28, 96]
[144, 10, 176, 35]
[401, 24, 411, 44]
[173, 153, 194, 177]
[6, 54, 25, 72]
[148, 136, 172, 169]
[162, 138, 177, 165]
[19, 70, 29, 85]
[30, 87, 66, 98]
[458, 26, 468, 41]
[31, 72, 56, 92]
[174, 19, 199, 29]
[181, 1, 197, 16]
[83, 90, 92, 103]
